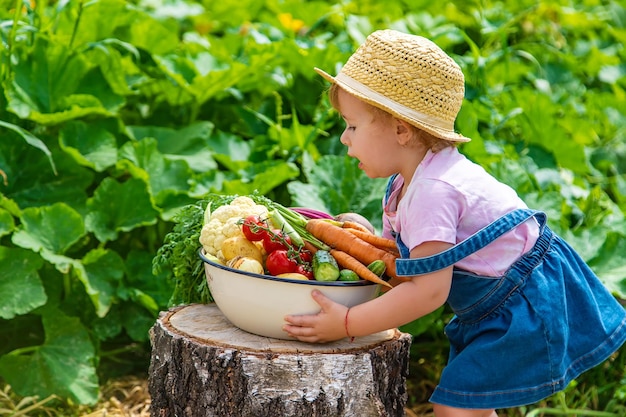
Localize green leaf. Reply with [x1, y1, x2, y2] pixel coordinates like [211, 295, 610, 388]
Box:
[455, 102, 493, 163]
[399, 306, 445, 337]
[73, 248, 125, 317]
[153, 54, 202, 97]
[0, 144, 93, 211]
[0, 246, 46, 319]
[5, 37, 109, 124]
[247, 101, 322, 161]
[55, 0, 132, 47]
[288, 154, 387, 230]
[41, 253, 78, 275]
[125, 10, 180, 55]
[56, 0, 177, 54]
[598, 64, 626, 84]
[560, 226, 609, 263]
[0, 208, 15, 237]
[592, 263, 626, 301]
[222, 160, 300, 196]
[83, 41, 138, 96]
[85, 178, 159, 242]
[11, 203, 86, 254]
[127, 122, 217, 172]
[125, 249, 173, 310]
[59, 120, 118, 172]
[209, 131, 253, 172]
[509, 90, 589, 174]
[0, 120, 57, 175]
[152, 198, 217, 306]
[118, 137, 193, 203]
[120, 302, 156, 342]
[193, 60, 261, 104]
[0, 195, 20, 216]
[0, 308, 99, 405]
[91, 307, 123, 342]
[587, 232, 626, 300]
[154, 192, 198, 222]
[116, 138, 196, 219]
[75, 67, 125, 113]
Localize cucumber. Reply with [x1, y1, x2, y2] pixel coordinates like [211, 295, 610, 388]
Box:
[312, 250, 340, 281]
[338, 269, 360, 281]
[367, 260, 386, 277]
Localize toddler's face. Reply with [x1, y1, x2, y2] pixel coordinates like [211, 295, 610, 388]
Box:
[336, 89, 404, 179]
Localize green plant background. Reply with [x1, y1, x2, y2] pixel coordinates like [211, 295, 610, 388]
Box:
[0, 0, 625, 414]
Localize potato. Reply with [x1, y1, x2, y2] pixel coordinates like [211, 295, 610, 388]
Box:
[228, 256, 265, 274]
[276, 273, 310, 281]
[221, 236, 264, 264]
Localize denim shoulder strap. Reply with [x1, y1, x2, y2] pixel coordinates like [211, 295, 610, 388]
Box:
[384, 174, 398, 205]
[395, 209, 546, 276]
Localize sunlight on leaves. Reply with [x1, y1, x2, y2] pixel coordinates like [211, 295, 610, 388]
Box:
[11, 203, 85, 254]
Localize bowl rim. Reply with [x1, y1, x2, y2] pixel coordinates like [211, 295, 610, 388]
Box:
[199, 249, 380, 287]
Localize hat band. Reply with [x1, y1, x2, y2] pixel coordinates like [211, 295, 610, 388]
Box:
[335, 73, 454, 131]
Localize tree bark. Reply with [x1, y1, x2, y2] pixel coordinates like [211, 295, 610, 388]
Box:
[149, 304, 412, 417]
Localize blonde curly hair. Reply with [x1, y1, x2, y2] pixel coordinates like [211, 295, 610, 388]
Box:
[328, 83, 457, 153]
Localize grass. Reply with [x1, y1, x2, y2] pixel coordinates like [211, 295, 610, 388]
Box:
[0, 377, 150, 417]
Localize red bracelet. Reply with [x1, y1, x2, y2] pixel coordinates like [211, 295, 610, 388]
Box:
[344, 308, 355, 342]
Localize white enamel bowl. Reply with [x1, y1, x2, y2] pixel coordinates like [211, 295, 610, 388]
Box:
[199, 250, 381, 340]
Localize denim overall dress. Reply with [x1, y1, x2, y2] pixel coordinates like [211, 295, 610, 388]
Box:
[385, 180, 626, 408]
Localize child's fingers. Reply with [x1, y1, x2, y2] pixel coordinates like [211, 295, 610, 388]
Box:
[309, 289, 335, 310]
[282, 320, 327, 343]
[282, 323, 314, 337]
[283, 290, 349, 342]
[283, 314, 316, 327]
[283, 290, 334, 325]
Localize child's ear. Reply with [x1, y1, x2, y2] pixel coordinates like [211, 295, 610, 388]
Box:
[395, 118, 413, 145]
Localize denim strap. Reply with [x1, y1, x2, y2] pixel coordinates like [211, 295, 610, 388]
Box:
[395, 209, 546, 276]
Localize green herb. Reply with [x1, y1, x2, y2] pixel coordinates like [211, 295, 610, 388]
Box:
[253, 195, 331, 250]
[152, 194, 235, 306]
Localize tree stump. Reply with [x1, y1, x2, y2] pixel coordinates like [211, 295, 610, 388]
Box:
[149, 303, 412, 417]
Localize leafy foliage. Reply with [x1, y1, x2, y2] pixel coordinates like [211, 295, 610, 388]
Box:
[152, 196, 220, 306]
[0, 0, 624, 412]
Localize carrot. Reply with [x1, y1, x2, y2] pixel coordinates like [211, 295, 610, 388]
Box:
[341, 220, 372, 234]
[344, 228, 397, 251]
[330, 249, 392, 288]
[302, 240, 319, 256]
[306, 219, 399, 281]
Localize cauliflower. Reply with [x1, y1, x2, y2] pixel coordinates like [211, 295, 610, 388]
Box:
[199, 196, 268, 261]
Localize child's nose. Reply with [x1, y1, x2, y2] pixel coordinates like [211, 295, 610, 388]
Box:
[340, 131, 350, 146]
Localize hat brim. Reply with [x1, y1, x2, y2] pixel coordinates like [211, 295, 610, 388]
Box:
[315, 67, 470, 143]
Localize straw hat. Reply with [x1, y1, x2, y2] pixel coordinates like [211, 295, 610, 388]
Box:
[315, 29, 469, 142]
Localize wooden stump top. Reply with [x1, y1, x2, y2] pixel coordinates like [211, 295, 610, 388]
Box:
[164, 303, 400, 354]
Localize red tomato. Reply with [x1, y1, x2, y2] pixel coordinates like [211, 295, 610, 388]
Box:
[298, 250, 312, 264]
[241, 215, 268, 242]
[296, 264, 314, 280]
[262, 229, 292, 253]
[266, 250, 299, 276]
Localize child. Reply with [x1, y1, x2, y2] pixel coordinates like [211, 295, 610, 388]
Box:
[282, 29, 626, 415]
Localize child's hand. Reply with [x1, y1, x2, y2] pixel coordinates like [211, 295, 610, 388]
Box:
[283, 290, 349, 343]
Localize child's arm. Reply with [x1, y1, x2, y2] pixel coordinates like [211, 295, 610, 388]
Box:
[283, 241, 453, 343]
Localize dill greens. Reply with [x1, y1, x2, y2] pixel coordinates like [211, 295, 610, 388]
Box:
[152, 194, 236, 306]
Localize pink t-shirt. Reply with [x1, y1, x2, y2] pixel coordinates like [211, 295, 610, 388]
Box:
[382, 147, 539, 277]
